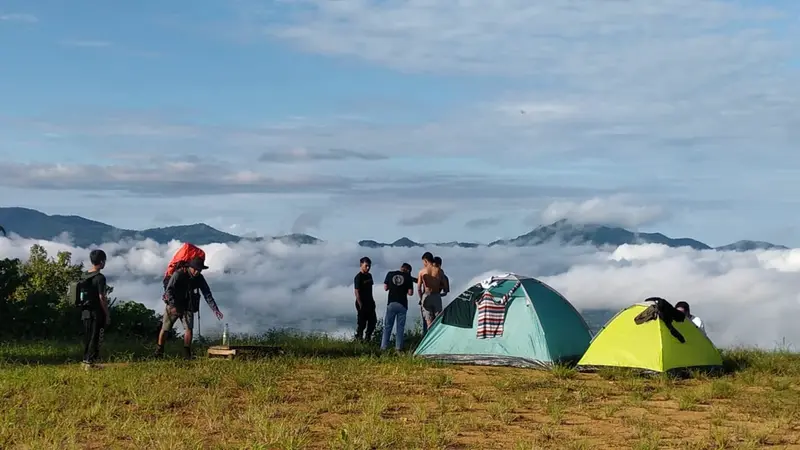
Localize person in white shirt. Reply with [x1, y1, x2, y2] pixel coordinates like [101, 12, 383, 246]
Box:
[675, 301, 705, 334]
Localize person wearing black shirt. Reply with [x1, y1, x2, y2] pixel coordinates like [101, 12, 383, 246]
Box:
[354, 256, 376, 341]
[380, 262, 414, 351]
[80, 249, 110, 367]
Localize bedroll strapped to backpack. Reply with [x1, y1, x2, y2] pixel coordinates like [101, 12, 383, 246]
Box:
[162, 242, 206, 289]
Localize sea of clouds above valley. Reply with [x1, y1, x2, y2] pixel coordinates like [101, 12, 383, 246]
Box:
[2, 235, 800, 350]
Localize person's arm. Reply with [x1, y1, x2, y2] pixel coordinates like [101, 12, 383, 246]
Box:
[98, 274, 110, 324]
[417, 270, 425, 298]
[196, 274, 222, 318]
[354, 274, 361, 308]
[165, 270, 181, 305]
[442, 274, 450, 295]
[406, 276, 414, 297]
[384, 272, 390, 292]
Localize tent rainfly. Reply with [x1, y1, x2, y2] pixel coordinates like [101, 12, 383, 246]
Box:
[414, 273, 592, 369]
[577, 298, 723, 373]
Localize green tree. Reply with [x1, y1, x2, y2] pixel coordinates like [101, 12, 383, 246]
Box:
[4, 245, 83, 337]
[0, 258, 25, 301]
[1, 244, 164, 340]
[12, 244, 83, 303]
[0, 258, 26, 320]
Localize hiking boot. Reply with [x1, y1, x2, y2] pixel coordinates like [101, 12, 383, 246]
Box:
[182, 346, 192, 360]
[154, 345, 165, 358]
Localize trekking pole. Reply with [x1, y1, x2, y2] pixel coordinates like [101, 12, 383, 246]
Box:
[196, 290, 201, 343]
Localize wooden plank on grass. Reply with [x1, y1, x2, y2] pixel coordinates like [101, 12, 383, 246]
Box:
[206, 345, 285, 359]
[207, 347, 236, 358]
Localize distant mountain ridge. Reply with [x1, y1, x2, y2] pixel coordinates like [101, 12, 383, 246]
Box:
[0, 207, 790, 251]
[359, 220, 788, 252]
[0, 207, 321, 248]
[488, 219, 712, 249]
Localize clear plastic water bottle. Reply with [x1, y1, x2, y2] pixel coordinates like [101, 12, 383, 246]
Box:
[222, 323, 229, 346]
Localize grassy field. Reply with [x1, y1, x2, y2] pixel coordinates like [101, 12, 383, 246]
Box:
[2, 333, 800, 449]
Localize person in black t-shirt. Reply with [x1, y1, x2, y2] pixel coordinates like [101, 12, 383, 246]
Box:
[380, 262, 414, 351]
[81, 249, 110, 367]
[354, 256, 376, 341]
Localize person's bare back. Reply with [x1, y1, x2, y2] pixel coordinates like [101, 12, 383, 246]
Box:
[420, 266, 443, 293]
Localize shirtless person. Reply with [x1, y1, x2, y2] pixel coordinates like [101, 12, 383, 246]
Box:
[433, 256, 450, 297]
[418, 252, 445, 330]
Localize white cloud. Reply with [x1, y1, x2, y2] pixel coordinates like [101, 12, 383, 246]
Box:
[398, 209, 454, 226]
[2, 234, 800, 350]
[4, 1, 800, 199]
[496, 102, 578, 123]
[0, 13, 38, 23]
[0, 161, 351, 196]
[59, 40, 114, 48]
[265, 0, 786, 77]
[291, 211, 324, 234]
[258, 147, 387, 163]
[465, 217, 500, 229]
[242, 0, 800, 167]
[539, 195, 669, 228]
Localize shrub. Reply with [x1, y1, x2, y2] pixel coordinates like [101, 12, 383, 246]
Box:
[0, 244, 164, 340]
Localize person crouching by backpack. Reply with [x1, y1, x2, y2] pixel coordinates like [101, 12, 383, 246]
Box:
[79, 249, 110, 367]
[155, 256, 224, 359]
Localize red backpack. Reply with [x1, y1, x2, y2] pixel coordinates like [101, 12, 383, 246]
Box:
[162, 242, 205, 289]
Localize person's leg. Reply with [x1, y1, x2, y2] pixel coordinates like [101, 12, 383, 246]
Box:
[425, 294, 442, 329]
[421, 293, 435, 329]
[432, 294, 443, 321]
[81, 310, 93, 364]
[355, 303, 366, 341]
[156, 306, 177, 356]
[365, 304, 377, 342]
[89, 311, 105, 363]
[422, 308, 435, 331]
[381, 304, 397, 350]
[396, 305, 407, 351]
[82, 312, 101, 364]
[182, 313, 195, 359]
[157, 305, 171, 346]
[420, 304, 428, 335]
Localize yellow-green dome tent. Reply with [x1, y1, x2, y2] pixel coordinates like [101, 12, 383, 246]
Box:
[577, 301, 722, 373]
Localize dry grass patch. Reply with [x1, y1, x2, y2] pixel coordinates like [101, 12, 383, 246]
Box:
[3, 341, 800, 448]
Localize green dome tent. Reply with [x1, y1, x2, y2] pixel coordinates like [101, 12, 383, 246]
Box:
[414, 273, 592, 369]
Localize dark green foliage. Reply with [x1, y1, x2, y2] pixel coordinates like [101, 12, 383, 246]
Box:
[0, 244, 164, 340]
[108, 300, 167, 338]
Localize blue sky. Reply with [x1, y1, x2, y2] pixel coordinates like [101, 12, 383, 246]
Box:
[1, 0, 799, 246]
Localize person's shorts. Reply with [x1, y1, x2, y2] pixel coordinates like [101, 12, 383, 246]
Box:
[162, 305, 194, 332]
[421, 292, 443, 322]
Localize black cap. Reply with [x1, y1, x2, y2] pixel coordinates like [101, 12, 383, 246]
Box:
[188, 257, 208, 271]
